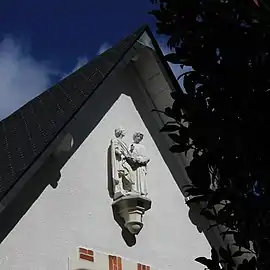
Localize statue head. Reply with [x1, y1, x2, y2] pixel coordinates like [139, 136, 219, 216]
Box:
[115, 127, 126, 138]
[133, 132, 144, 144]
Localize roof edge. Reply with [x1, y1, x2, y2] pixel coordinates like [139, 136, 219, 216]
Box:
[0, 25, 149, 209]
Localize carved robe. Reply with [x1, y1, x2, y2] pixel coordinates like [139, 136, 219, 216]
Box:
[129, 143, 150, 196]
[110, 138, 133, 199]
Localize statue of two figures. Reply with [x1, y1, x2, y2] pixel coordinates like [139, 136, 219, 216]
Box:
[110, 127, 150, 200]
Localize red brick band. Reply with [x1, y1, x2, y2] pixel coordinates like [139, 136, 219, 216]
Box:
[109, 255, 122, 270]
[79, 247, 94, 262]
[138, 263, 150, 270]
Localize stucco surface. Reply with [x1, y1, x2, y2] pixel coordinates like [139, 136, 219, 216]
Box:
[0, 53, 210, 270]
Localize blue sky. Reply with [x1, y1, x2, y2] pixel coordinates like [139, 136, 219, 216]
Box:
[0, 0, 182, 120]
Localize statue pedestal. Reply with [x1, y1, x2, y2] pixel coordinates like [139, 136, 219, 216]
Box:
[112, 194, 152, 235]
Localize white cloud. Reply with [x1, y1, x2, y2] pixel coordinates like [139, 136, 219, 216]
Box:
[0, 34, 192, 121]
[61, 56, 88, 79]
[62, 41, 112, 80]
[0, 36, 58, 120]
[71, 56, 88, 72]
[97, 42, 111, 55]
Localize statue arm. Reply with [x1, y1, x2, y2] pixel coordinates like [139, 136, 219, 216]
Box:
[134, 146, 150, 165]
[137, 155, 150, 165]
[114, 141, 130, 159]
[115, 147, 122, 156]
[111, 139, 122, 156]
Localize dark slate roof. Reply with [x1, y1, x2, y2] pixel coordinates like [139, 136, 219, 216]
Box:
[0, 25, 148, 201]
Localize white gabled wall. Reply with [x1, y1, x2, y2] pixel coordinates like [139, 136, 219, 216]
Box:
[0, 49, 210, 270]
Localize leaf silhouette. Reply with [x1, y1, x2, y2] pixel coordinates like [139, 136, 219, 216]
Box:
[151, 0, 270, 268]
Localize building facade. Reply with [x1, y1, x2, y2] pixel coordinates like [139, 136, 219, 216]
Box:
[0, 26, 218, 270]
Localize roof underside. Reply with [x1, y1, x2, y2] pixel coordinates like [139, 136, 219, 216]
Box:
[0, 25, 149, 201]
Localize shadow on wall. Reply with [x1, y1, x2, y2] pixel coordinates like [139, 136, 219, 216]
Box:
[0, 154, 62, 244]
[0, 70, 125, 244]
[107, 145, 114, 199]
[107, 146, 136, 247]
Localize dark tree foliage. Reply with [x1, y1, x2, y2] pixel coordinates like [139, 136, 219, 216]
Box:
[150, 0, 270, 269]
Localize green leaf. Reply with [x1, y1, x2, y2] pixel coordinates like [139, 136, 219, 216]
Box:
[211, 248, 220, 264]
[164, 53, 190, 65]
[184, 186, 205, 196]
[164, 53, 181, 64]
[177, 71, 194, 81]
[160, 124, 179, 132]
[184, 74, 196, 96]
[232, 250, 249, 257]
[195, 257, 216, 268]
[261, 0, 270, 12]
[219, 247, 235, 266]
[220, 230, 237, 241]
[169, 144, 190, 153]
[168, 133, 182, 143]
[164, 107, 175, 118]
[201, 210, 217, 220]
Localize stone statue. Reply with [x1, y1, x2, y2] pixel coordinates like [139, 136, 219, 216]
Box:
[110, 127, 133, 199]
[110, 129, 150, 199]
[110, 129, 152, 235]
[127, 132, 150, 196]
